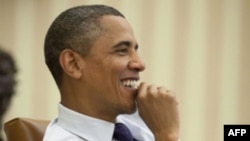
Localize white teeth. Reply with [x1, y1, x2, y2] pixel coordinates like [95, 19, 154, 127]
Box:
[122, 80, 137, 88]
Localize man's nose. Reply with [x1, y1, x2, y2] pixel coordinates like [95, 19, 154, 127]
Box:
[128, 54, 146, 72]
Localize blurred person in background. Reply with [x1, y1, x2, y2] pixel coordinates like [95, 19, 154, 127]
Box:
[0, 47, 17, 141]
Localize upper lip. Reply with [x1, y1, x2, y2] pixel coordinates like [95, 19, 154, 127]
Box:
[120, 76, 140, 81]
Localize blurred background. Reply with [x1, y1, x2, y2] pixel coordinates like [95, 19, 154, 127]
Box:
[0, 0, 249, 141]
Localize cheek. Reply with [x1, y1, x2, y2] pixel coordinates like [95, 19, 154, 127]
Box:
[109, 58, 128, 72]
[86, 56, 129, 84]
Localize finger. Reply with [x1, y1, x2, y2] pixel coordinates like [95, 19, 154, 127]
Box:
[158, 86, 178, 102]
[157, 86, 168, 94]
[137, 82, 148, 98]
[147, 84, 158, 95]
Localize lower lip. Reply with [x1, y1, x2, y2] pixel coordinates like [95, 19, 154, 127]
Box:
[122, 85, 137, 94]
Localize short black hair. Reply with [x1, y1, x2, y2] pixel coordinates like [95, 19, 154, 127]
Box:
[44, 5, 125, 87]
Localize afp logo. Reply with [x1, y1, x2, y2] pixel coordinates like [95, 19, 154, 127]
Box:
[224, 125, 250, 141]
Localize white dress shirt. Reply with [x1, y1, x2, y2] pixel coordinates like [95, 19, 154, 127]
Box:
[43, 104, 154, 141]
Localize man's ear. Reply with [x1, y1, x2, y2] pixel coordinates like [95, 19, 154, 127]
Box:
[59, 49, 83, 79]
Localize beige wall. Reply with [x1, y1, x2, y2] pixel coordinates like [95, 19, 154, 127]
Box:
[1, 0, 250, 141]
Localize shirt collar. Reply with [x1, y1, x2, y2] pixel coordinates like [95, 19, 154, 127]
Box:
[57, 104, 115, 141]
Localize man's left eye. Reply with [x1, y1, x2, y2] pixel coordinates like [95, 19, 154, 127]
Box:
[117, 49, 128, 55]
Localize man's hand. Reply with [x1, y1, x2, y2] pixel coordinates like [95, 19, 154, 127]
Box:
[136, 82, 179, 141]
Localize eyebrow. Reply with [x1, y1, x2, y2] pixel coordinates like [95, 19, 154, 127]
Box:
[112, 41, 139, 50]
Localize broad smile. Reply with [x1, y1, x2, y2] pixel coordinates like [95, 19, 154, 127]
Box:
[121, 79, 138, 89]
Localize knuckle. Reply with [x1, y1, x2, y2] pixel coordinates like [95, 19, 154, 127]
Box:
[147, 84, 157, 95]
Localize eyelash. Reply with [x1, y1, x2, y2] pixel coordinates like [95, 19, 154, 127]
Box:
[117, 48, 129, 55]
[120, 48, 128, 52]
[115, 47, 138, 56]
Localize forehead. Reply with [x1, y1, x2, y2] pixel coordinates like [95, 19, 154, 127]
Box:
[101, 15, 136, 42]
[90, 15, 137, 51]
[100, 15, 133, 33]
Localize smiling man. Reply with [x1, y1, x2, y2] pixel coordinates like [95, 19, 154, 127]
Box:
[43, 5, 179, 141]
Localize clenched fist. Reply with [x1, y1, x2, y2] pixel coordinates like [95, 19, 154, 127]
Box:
[136, 82, 179, 141]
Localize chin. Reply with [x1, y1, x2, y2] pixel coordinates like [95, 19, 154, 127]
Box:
[127, 109, 137, 115]
[123, 103, 137, 115]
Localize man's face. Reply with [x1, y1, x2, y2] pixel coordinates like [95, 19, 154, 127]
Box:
[81, 15, 145, 117]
